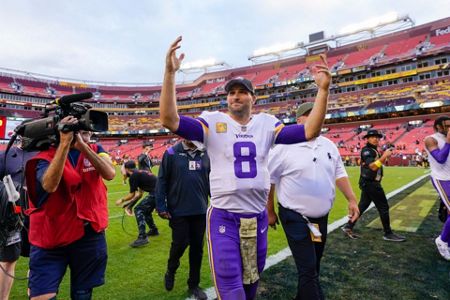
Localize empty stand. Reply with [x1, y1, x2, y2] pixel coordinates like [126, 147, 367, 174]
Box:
[383, 35, 426, 58]
[342, 45, 384, 68]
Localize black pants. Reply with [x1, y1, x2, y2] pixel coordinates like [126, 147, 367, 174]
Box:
[279, 205, 328, 300]
[349, 181, 392, 234]
[134, 194, 157, 236]
[167, 214, 206, 289]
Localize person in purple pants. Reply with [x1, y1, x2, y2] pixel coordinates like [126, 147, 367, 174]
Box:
[424, 116, 450, 261]
[158, 36, 331, 300]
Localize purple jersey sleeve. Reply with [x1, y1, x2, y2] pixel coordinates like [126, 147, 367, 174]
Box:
[274, 124, 307, 144]
[174, 115, 206, 143]
[430, 143, 450, 164]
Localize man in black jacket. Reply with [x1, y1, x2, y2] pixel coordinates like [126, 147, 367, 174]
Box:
[156, 140, 210, 300]
[137, 144, 153, 172]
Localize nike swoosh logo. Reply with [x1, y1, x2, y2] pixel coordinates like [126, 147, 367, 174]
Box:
[260, 227, 267, 234]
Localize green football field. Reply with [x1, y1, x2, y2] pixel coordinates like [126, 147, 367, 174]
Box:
[10, 166, 429, 299]
[258, 178, 448, 300]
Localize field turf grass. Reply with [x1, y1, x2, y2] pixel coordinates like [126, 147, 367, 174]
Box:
[258, 178, 449, 300]
[10, 166, 430, 299]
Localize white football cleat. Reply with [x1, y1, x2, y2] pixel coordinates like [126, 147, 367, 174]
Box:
[435, 236, 450, 261]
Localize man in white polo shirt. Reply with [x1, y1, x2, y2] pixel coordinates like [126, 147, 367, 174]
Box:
[267, 102, 359, 300]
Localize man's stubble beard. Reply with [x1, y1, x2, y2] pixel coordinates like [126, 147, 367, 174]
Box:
[228, 103, 251, 120]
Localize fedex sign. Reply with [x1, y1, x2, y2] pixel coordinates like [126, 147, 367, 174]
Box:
[435, 26, 450, 36]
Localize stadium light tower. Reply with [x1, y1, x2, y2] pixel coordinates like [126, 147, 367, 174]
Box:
[248, 41, 306, 63]
[246, 11, 415, 64]
[338, 11, 414, 37]
[179, 58, 229, 74]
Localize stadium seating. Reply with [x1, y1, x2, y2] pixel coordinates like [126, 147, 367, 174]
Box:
[394, 123, 434, 153]
[429, 31, 450, 47]
[383, 35, 427, 59]
[196, 81, 224, 96]
[342, 45, 384, 68]
[252, 69, 280, 85]
[103, 136, 177, 162]
[0, 17, 448, 164]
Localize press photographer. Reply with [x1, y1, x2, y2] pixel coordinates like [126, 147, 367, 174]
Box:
[25, 113, 115, 299]
[1, 92, 110, 298]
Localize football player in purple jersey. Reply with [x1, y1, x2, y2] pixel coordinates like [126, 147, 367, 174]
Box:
[158, 36, 331, 300]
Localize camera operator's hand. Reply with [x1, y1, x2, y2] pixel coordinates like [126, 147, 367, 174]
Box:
[58, 116, 78, 145]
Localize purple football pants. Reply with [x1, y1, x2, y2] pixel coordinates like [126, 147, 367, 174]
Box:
[206, 206, 268, 300]
[431, 177, 450, 243]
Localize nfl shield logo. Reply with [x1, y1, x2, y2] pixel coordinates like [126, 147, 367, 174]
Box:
[84, 158, 92, 167]
[219, 225, 226, 234]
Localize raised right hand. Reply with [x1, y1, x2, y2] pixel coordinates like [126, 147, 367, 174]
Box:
[312, 54, 331, 90]
[165, 36, 185, 74]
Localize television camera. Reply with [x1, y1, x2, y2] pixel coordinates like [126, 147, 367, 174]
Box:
[14, 92, 108, 151]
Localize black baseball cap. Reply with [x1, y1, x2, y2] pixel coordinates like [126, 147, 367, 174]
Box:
[124, 161, 136, 169]
[363, 129, 383, 139]
[224, 77, 254, 94]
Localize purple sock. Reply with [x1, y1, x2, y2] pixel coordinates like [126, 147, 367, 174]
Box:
[441, 217, 450, 243]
